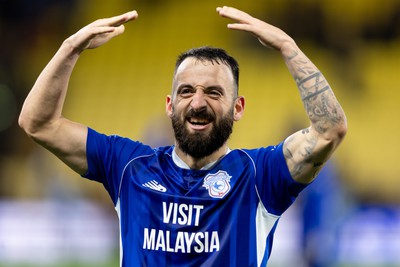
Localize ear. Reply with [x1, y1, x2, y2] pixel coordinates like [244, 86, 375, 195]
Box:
[166, 95, 173, 118]
[233, 96, 245, 121]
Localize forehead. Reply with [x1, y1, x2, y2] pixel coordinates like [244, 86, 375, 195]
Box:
[173, 57, 235, 90]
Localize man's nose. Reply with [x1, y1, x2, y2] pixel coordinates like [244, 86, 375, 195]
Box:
[190, 91, 207, 110]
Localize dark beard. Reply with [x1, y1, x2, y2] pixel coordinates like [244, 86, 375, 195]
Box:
[171, 108, 234, 159]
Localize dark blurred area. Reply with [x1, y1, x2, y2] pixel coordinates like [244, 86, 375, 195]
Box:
[0, 0, 78, 197]
[0, 0, 76, 148]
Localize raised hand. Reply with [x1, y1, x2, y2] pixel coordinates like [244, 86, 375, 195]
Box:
[217, 6, 347, 184]
[65, 10, 138, 53]
[19, 10, 138, 175]
[216, 6, 295, 52]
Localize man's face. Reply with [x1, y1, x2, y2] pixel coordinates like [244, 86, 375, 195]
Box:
[166, 57, 240, 159]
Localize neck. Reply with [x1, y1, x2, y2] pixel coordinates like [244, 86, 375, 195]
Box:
[174, 144, 228, 170]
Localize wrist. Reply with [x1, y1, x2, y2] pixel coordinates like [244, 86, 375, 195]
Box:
[279, 39, 299, 58]
[61, 37, 84, 57]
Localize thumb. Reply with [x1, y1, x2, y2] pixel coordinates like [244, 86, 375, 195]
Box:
[111, 24, 126, 37]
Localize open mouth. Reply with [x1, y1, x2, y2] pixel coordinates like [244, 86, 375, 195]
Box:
[185, 109, 214, 127]
[188, 118, 211, 126]
[185, 111, 215, 131]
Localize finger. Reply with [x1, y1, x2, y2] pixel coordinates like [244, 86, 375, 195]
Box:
[226, 23, 254, 33]
[216, 6, 253, 24]
[97, 10, 138, 27]
[90, 24, 126, 39]
[84, 26, 116, 36]
[111, 24, 126, 37]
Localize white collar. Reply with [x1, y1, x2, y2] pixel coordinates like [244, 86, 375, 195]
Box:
[172, 147, 231, 170]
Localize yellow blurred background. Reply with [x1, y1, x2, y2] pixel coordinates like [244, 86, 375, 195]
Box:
[1, 0, 400, 266]
[2, 0, 399, 202]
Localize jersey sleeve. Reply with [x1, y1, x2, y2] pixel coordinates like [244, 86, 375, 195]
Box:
[82, 128, 153, 205]
[251, 142, 308, 216]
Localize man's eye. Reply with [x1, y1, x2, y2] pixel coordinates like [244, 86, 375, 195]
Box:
[209, 90, 222, 97]
[180, 89, 192, 95]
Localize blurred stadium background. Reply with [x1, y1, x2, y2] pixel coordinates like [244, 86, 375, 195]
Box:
[1, 0, 400, 266]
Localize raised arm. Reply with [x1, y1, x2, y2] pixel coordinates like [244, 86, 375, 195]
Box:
[217, 6, 347, 184]
[18, 11, 138, 175]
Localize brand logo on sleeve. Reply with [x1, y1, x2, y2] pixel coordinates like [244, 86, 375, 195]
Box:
[202, 171, 231, 198]
[143, 180, 167, 192]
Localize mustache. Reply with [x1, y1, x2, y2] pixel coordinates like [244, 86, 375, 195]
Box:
[185, 108, 215, 121]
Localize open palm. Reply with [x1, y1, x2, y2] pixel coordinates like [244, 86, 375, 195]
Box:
[66, 10, 138, 52]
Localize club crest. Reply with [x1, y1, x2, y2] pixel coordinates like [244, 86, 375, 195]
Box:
[202, 171, 232, 198]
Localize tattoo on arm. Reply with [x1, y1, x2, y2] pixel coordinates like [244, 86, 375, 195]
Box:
[286, 50, 344, 134]
[284, 129, 323, 180]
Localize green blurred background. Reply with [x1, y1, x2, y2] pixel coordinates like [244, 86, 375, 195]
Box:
[1, 0, 400, 266]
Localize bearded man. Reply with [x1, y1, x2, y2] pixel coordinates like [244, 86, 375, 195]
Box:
[19, 6, 347, 267]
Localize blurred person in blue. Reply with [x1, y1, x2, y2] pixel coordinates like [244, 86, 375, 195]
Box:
[284, 118, 352, 267]
[298, 160, 352, 267]
[18, 6, 347, 267]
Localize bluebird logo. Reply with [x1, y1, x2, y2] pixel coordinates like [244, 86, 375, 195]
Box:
[202, 171, 231, 198]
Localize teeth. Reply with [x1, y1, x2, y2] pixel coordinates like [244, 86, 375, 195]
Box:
[190, 118, 209, 125]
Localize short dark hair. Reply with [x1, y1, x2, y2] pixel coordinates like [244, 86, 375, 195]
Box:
[174, 46, 239, 95]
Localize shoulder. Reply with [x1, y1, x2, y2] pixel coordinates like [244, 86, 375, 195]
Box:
[235, 143, 291, 180]
[237, 143, 284, 161]
[87, 127, 153, 151]
[219, 145, 284, 174]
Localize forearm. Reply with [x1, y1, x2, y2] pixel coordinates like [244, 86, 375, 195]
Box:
[279, 42, 347, 183]
[19, 41, 80, 136]
[281, 42, 347, 140]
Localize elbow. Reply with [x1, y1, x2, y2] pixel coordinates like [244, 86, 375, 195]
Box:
[18, 110, 48, 141]
[336, 116, 348, 141]
[18, 112, 39, 140]
[18, 103, 62, 144]
[314, 116, 348, 148]
[329, 116, 348, 148]
[18, 111, 32, 135]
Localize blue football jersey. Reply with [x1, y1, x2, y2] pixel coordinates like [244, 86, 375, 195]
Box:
[83, 128, 307, 267]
